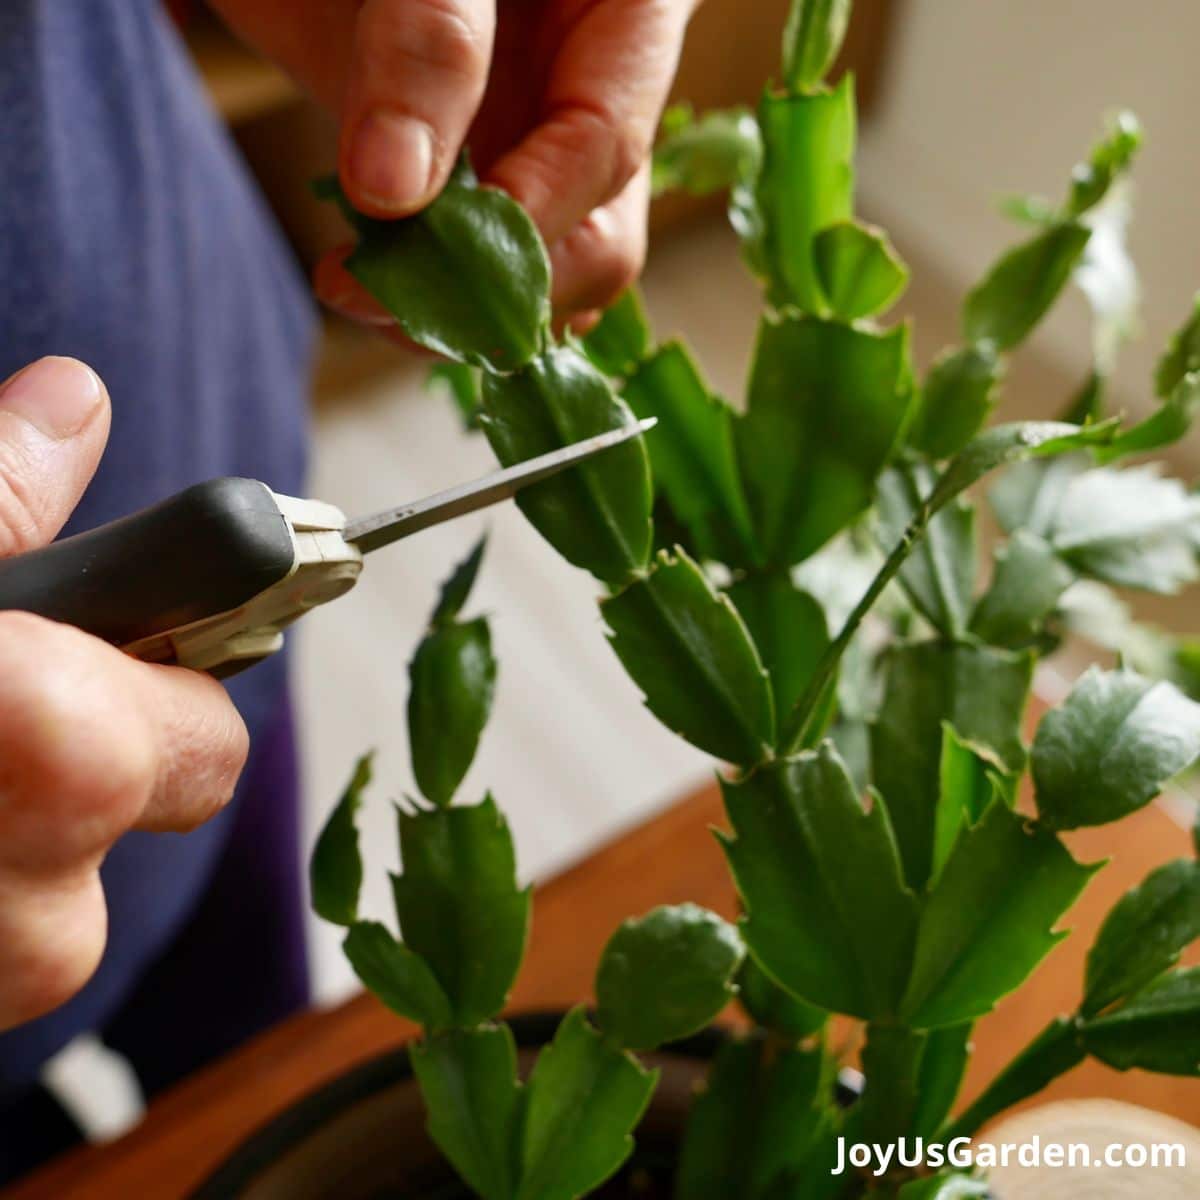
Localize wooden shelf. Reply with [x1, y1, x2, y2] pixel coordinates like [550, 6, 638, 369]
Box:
[185, 14, 297, 125]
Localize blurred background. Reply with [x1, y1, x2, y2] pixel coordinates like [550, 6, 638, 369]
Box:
[173, 0, 1200, 1003]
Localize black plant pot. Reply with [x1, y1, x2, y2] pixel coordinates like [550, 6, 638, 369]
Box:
[191, 1012, 728, 1200]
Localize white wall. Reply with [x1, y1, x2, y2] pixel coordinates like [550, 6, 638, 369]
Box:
[858, 0, 1200, 414]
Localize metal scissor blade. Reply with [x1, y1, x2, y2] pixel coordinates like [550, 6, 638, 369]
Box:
[344, 417, 656, 554]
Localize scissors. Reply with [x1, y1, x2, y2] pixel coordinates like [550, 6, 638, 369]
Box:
[0, 419, 653, 677]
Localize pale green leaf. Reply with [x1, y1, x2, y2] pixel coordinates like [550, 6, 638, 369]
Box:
[1083, 859, 1200, 1017]
[737, 954, 827, 1040]
[963, 223, 1091, 352]
[408, 618, 496, 808]
[342, 920, 452, 1029]
[595, 904, 743, 1050]
[517, 1007, 657, 1200]
[1156, 293, 1200, 397]
[720, 746, 918, 1019]
[602, 549, 775, 764]
[727, 573, 830, 723]
[411, 1025, 521, 1200]
[623, 342, 758, 564]
[1081, 968, 1200, 1075]
[431, 536, 486, 627]
[1032, 666, 1200, 829]
[875, 462, 976, 638]
[902, 801, 1097, 1028]
[737, 314, 913, 567]
[652, 105, 762, 199]
[872, 641, 1033, 890]
[480, 347, 652, 587]
[392, 797, 530, 1028]
[757, 78, 856, 311]
[908, 344, 1003, 461]
[676, 1036, 839, 1200]
[813, 219, 908, 319]
[581, 288, 652, 379]
[310, 753, 371, 927]
[970, 530, 1076, 648]
[335, 168, 550, 371]
[782, 0, 853, 92]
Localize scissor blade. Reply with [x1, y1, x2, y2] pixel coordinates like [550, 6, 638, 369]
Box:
[344, 418, 655, 554]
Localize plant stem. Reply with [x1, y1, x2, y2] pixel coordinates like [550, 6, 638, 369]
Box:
[858, 1023, 927, 1151]
[781, 500, 933, 755]
[939, 1016, 1084, 1143]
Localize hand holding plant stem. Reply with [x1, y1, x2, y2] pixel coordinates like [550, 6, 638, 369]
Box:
[314, 1, 1200, 1195]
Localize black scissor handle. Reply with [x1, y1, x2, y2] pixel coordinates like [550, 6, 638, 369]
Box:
[0, 478, 297, 647]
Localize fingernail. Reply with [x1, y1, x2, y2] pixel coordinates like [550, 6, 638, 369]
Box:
[0, 357, 104, 440]
[347, 111, 436, 213]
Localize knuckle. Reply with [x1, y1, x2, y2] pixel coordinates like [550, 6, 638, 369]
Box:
[0, 618, 156, 865]
[134, 671, 248, 834]
[555, 106, 650, 206]
[365, 0, 488, 88]
[0, 440, 47, 556]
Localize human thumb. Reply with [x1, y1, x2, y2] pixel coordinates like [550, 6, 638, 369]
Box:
[0, 356, 111, 557]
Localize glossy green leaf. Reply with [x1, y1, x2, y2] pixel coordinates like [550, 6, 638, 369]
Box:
[727, 574, 829, 723]
[813, 219, 908, 319]
[720, 747, 918, 1019]
[411, 1025, 521, 1200]
[337, 168, 550, 371]
[408, 618, 496, 807]
[1081, 967, 1200, 1075]
[782, 0, 852, 92]
[428, 362, 482, 429]
[962, 222, 1091, 352]
[1032, 666, 1200, 830]
[310, 753, 372, 927]
[1065, 109, 1143, 218]
[871, 641, 1033, 890]
[757, 78, 856, 311]
[1039, 464, 1200, 594]
[651, 105, 762, 198]
[970, 530, 1076, 648]
[581, 288, 652, 379]
[602, 549, 775, 764]
[1156, 293, 1200, 396]
[1083, 858, 1200, 1017]
[480, 347, 652, 586]
[930, 420, 1117, 514]
[431, 537, 486, 628]
[898, 1174, 988, 1200]
[392, 797, 530, 1028]
[342, 920, 452, 1029]
[737, 314, 913, 566]
[943, 1017, 1084, 1141]
[875, 462, 976, 638]
[737, 954, 827, 1040]
[595, 904, 743, 1050]
[1095, 373, 1200, 464]
[623, 342, 757, 563]
[676, 1036, 839, 1200]
[988, 454, 1087, 538]
[908, 344, 1003, 461]
[931, 724, 1005, 884]
[914, 1024, 973, 1139]
[901, 801, 1098, 1029]
[516, 1007, 657, 1200]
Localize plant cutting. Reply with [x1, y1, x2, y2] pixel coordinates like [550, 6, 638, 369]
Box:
[308, 1, 1200, 1196]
